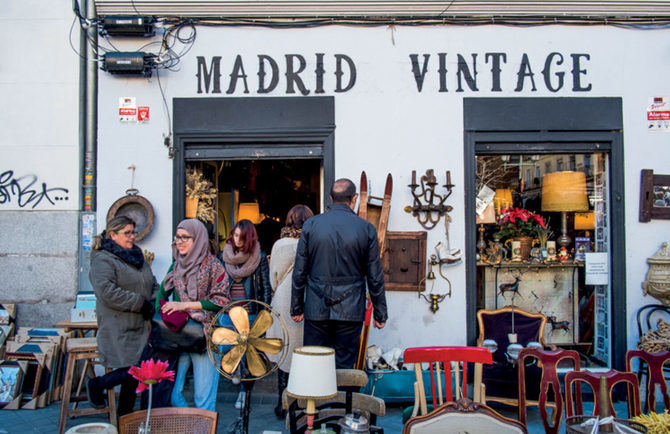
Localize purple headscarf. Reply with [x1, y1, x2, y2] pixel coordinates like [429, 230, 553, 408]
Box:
[163, 219, 210, 299]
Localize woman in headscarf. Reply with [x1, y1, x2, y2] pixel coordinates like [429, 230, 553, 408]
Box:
[157, 218, 230, 411]
[87, 215, 157, 415]
[219, 219, 272, 410]
[267, 204, 313, 418]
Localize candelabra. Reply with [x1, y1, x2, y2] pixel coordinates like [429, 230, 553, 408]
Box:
[405, 169, 455, 230]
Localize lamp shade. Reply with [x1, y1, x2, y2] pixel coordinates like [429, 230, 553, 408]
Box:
[493, 188, 513, 213]
[574, 211, 595, 230]
[541, 171, 589, 212]
[476, 203, 497, 224]
[237, 202, 263, 224]
[286, 346, 337, 400]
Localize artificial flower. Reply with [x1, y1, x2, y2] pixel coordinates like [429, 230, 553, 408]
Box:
[128, 359, 175, 393]
[496, 207, 547, 239]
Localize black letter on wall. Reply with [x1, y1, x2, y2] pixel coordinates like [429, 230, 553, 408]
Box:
[196, 56, 221, 94]
[257, 55, 279, 94]
[456, 54, 478, 92]
[485, 53, 506, 92]
[285, 54, 310, 95]
[515, 53, 537, 92]
[226, 55, 250, 94]
[409, 54, 430, 92]
[542, 52, 565, 92]
[438, 53, 448, 92]
[571, 54, 592, 92]
[315, 53, 326, 94]
[335, 54, 356, 93]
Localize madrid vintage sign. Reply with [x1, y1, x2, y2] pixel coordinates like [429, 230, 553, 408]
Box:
[196, 51, 591, 95]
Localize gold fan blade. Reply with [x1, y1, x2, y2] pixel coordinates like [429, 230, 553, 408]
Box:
[229, 306, 250, 334]
[221, 343, 247, 374]
[211, 327, 239, 345]
[249, 337, 283, 354]
[249, 309, 274, 338]
[246, 344, 267, 377]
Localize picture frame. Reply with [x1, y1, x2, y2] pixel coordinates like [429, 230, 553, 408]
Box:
[0, 360, 27, 409]
[639, 169, 670, 222]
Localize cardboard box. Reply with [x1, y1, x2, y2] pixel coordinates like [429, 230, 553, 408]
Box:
[75, 292, 96, 309]
[70, 307, 96, 323]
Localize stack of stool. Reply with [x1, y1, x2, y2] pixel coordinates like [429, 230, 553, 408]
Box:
[58, 337, 117, 434]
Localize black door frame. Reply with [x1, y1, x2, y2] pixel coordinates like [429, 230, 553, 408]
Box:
[463, 97, 626, 370]
[172, 96, 335, 231]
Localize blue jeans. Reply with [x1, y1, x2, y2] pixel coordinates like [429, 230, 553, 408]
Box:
[171, 351, 220, 411]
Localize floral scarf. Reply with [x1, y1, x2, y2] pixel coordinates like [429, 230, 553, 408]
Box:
[171, 255, 230, 325]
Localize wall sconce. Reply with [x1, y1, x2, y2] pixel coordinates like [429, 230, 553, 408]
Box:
[417, 254, 451, 313]
[405, 169, 455, 230]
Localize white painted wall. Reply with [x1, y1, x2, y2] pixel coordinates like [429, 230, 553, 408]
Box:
[0, 1, 80, 210]
[97, 24, 670, 354]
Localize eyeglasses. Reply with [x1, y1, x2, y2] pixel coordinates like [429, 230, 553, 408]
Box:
[174, 235, 194, 243]
[116, 230, 138, 237]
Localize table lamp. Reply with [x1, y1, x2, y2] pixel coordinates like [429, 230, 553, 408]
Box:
[493, 188, 513, 215]
[286, 346, 338, 433]
[237, 202, 264, 224]
[476, 203, 497, 258]
[541, 171, 588, 249]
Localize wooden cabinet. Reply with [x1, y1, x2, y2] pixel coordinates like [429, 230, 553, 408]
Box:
[479, 262, 582, 345]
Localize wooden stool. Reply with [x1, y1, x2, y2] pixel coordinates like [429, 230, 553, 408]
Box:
[58, 338, 117, 434]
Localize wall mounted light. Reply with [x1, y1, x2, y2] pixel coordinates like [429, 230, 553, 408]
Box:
[405, 169, 455, 230]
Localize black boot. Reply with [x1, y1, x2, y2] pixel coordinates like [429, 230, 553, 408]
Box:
[87, 376, 106, 409]
[274, 370, 289, 419]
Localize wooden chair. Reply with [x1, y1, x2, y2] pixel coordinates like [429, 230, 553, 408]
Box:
[283, 369, 386, 433]
[634, 303, 670, 411]
[403, 346, 493, 419]
[118, 407, 218, 434]
[565, 370, 641, 419]
[517, 348, 581, 434]
[477, 307, 549, 408]
[58, 338, 116, 434]
[403, 398, 527, 434]
[626, 349, 670, 413]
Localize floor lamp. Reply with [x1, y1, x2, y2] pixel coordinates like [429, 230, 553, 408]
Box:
[541, 171, 589, 250]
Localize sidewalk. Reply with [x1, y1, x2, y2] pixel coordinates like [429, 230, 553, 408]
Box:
[0, 376, 620, 434]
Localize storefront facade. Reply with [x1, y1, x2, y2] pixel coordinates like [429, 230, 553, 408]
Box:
[3, 2, 670, 370]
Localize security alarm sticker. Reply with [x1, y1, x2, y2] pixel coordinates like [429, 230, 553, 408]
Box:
[137, 106, 149, 122]
[647, 97, 670, 132]
[119, 97, 137, 122]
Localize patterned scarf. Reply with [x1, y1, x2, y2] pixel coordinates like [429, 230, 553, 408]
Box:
[280, 226, 302, 239]
[163, 219, 210, 297]
[220, 241, 261, 282]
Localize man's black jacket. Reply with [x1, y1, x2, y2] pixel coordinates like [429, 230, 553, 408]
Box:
[291, 203, 388, 323]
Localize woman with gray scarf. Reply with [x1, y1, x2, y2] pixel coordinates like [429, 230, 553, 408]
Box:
[157, 218, 230, 411]
[219, 219, 272, 409]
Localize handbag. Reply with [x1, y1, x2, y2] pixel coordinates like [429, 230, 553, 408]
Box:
[150, 311, 207, 353]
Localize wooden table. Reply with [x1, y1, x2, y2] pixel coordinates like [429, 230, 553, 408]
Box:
[54, 320, 98, 338]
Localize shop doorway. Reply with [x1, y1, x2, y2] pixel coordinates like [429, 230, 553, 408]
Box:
[464, 97, 626, 370]
[186, 158, 321, 255]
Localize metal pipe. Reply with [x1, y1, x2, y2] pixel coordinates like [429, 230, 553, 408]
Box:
[84, 0, 97, 212]
[78, 0, 87, 210]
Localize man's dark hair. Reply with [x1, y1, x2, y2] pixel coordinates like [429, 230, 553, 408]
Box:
[330, 178, 357, 204]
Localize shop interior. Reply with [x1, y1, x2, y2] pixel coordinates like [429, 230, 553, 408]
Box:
[475, 152, 610, 367]
[185, 159, 322, 255]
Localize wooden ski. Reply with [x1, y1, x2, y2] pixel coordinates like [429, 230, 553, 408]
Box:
[355, 173, 392, 370]
[358, 171, 368, 219]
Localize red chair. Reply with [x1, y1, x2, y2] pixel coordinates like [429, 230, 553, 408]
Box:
[565, 370, 641, 419]
[403, 346, 493, 419]
[517, 348, 581, 434]
[626, 350, 670, 413]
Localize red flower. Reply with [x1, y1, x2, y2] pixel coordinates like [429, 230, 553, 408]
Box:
[129, 359, 175, 393]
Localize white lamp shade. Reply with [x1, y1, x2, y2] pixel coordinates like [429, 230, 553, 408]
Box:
[286, 346, 338, 399]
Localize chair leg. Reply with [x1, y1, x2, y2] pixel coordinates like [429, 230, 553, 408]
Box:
[58, 353, 77, 434]
[106, 367, 117, 427]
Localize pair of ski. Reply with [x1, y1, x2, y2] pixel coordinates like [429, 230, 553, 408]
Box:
[355, 171, 392, 371]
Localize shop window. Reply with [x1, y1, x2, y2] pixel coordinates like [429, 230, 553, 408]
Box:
[476, 152, 611, 366]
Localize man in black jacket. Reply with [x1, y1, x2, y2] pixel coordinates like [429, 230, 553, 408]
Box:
[291, 178, 388, 368]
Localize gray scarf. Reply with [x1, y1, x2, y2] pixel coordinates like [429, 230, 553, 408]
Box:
[163, 219, 210, 297]
[220, 241, 261, 282]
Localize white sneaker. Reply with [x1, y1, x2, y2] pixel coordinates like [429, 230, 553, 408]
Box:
[234, 391, 246, 410]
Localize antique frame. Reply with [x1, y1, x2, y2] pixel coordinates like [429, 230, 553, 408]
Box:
[382, 231, 427, 292]
[0, 360, 27, 409]
[639, 169, 670, 222]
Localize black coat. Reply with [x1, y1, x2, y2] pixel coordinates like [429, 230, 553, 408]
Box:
[291, 203, 388, 323]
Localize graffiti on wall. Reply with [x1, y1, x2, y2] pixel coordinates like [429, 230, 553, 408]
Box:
[0, 170, 69, 209]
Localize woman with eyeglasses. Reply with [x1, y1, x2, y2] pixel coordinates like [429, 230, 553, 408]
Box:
[87, 215, 157, 415]
[157, 218, 230, 411]
[219, 218, 272, 410]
